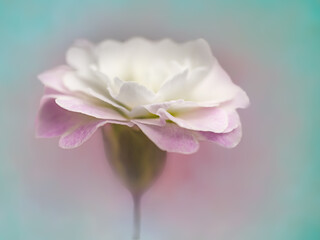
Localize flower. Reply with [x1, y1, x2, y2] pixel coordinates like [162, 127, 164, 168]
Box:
[36, 37, 249, 154]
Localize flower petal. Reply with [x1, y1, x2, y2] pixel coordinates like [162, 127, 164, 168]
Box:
[38, 66, 70, 93]
[55, 96, 128, 121]
[144, 99, 221, 116]
[133, 118, 165, 126]
[115, 82, 155, 109]
[59, 118, 134, 149]
[179, 38, 215, 67]
[155, 67, 208, 102]
[66, 39, 95, 72]
[156, 107, 229, 133]
[224, 110, 240, 132]
[96, 38, 215, 92]
[36, 96, 81, 138]
[59, 119, 107, 149]
[62, 71, 107, 99]
[155, 70, 188, 101]
[63, 71, 130, 114]
[223, 87, 250, 109]
[134, 122, 199, 154]
[190, 61, 250, 108]
[198, 125, 242, 148]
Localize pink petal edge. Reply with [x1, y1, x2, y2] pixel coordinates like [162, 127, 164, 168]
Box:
[198, 125, 242, 148]
[38, 65, 71, 93]
[59, 119, 133, 149]
[134, 121, 199, 154]
[36, 96, 83, 138]
[55, 96, 127, 121]
[59, 119, 108, 149]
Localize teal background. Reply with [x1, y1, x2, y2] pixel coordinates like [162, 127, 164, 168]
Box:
[0, 0, 320, 239]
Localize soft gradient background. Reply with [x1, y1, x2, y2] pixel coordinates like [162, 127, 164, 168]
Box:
[1, 0, 319, 239]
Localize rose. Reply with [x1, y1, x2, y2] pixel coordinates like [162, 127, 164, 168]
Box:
[36, 37, 249, 154]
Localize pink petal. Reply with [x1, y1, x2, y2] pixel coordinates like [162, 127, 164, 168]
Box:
[38, 66, 71, 93]
[59, 119, 108, 149]
[55, 96, 128, 121]
[156, 107, 228, 133]
[198, 125, 242, 148]
[134, 122, 199, 154]
[224, 110, 240, 132]
[59, 118, 132, 149]
[43, 87, 64, 96]
[36, 96, 82, 138]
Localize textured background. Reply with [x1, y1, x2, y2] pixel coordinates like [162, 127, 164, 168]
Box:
[0, 0, 319, 239]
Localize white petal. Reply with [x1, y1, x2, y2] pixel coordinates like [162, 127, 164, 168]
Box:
[63, 71, 129, 114]
[144, 99, 219, 115]
[179, 38, 215, 67]
[190, 61, 248, 107]
[115, 82, 155, 109]
[66, 39, 95, 72]
[156, 107, 229, 133]
[95, 38, 215, 92]
[155, 67, 208, 102]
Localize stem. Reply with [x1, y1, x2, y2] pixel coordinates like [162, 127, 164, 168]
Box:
[132, 193, 141, 240]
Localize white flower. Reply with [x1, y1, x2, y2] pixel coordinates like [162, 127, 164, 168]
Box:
[36, 37, 249, 154]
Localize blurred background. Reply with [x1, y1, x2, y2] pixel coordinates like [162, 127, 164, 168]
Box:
[0, 0, 319, 239]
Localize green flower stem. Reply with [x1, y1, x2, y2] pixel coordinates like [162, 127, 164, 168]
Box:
[102, 125, 167, 240]
[132, 193, 141, 240]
